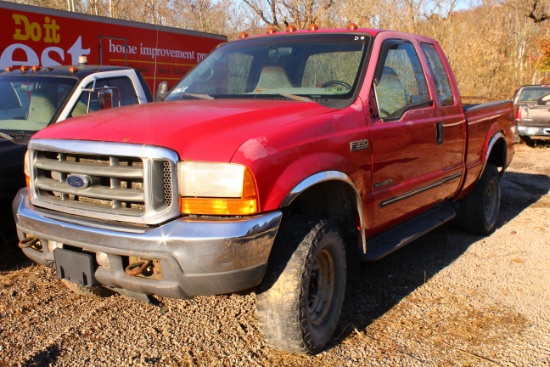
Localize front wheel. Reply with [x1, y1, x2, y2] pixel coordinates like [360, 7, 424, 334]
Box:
[257, 217, 346, 354]
[459, 163, 501, 235]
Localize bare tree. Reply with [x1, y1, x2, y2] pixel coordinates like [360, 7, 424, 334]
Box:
[15, 0, 550, 98]
[502, 0, 550, 23]
[168, 0, 233, 34]
[241, 0, 335, 30]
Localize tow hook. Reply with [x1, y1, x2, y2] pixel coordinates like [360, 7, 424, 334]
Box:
[18, 236, 40, 249]
[125, 260, 152, 276]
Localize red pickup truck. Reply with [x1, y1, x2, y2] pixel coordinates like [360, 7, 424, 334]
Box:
[14, 25, 515, 354]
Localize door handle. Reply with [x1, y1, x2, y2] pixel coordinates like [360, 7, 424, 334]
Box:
[436, 122, 443, 145]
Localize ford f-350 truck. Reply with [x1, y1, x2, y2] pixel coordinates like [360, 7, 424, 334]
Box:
[14, 25, 515, 354]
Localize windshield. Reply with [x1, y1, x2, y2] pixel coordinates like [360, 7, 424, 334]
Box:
[166, 34, 369, 106]
[0, 76, 77, 134]
[516, 87, 550, 103]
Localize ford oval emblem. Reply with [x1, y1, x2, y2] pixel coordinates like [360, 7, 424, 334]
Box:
[67, 174, 91, 189]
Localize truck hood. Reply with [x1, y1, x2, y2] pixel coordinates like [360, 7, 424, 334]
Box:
[33, 99, 337, 161]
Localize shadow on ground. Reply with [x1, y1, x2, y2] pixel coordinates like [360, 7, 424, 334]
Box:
[334, 170, 549, 349]
[519, 138, 550, 148]
[0, 197, 31, 271]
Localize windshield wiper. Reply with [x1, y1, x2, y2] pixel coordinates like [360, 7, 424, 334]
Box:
[254, 90, 312, 102]
[179, 93, 213, 100]
[0, 131, 15, 141]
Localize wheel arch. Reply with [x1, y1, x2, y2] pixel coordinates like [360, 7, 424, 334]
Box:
[482, 131, 508, 178]
[280, 171, 366, 255]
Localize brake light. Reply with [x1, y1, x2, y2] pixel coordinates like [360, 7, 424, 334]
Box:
[515, 108, 522, 121]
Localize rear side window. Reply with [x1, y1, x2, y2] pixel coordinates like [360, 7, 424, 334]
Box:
[421, 43, 454, 106]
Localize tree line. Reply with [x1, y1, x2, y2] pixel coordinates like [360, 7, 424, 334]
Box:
[8, 0, 550, 99]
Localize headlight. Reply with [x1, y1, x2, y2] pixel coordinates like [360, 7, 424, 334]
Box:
[24, 150, 31, 188]
[177, 162, 259, 215]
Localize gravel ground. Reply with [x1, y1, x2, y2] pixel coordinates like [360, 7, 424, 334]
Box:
[0, 143, 549, 367]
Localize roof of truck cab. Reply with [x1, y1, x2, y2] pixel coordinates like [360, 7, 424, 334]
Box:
[0, 65, 136, 80]
[231, 27, 439, 44]
[234, 27, 382, 40]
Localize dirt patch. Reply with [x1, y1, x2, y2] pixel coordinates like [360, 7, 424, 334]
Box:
[0, 143, 549, 367]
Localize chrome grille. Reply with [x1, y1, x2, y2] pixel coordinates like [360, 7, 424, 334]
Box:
[29, 139, 180, 225]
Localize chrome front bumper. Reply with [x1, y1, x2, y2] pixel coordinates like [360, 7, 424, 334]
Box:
[13, 189, 282, 299]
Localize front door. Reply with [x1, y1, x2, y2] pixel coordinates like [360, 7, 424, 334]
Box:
[369, 39, 451, 233]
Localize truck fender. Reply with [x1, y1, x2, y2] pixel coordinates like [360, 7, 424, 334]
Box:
[279, 170, 367, 254]
[480, 131, 507, 179]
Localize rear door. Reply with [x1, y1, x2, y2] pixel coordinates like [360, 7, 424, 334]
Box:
[420, 42, 466, 196]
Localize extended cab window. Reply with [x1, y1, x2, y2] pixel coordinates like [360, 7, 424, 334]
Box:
[374, 41, 430, 119]
[421, 43, 454, 106]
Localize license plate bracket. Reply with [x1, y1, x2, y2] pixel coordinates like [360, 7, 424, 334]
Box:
[54, 248, 98, 286]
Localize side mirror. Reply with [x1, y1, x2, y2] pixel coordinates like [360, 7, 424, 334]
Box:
[155, 81, 169, 101]
[537, 93, 550, 105]
[98, 89, 114, 110]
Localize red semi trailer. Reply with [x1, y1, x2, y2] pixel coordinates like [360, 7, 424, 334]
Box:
[0, 1, 227, 96]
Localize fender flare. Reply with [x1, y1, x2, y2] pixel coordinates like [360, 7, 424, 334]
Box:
[281, 171, 367, 254]
[480, 131, 507, 179]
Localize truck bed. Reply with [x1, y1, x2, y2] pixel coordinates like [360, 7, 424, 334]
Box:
[461, 99, 515, 194]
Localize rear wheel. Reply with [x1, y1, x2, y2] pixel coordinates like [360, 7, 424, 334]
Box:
[459, 163, 501, 235]
[257, 217, 346, 354]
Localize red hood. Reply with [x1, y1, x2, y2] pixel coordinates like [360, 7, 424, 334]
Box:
[34, 99, 336, 161]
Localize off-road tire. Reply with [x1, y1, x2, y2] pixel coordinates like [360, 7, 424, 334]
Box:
[61, 279, 115, 298]
[257, 217, 346, 354]
[459, 163, 501, 235]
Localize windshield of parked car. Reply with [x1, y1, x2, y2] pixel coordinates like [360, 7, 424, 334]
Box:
[0, 76, 76, 135]
[166, 34, 369, 106]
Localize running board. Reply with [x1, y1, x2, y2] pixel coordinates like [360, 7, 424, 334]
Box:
[361, 205, 456, 262]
